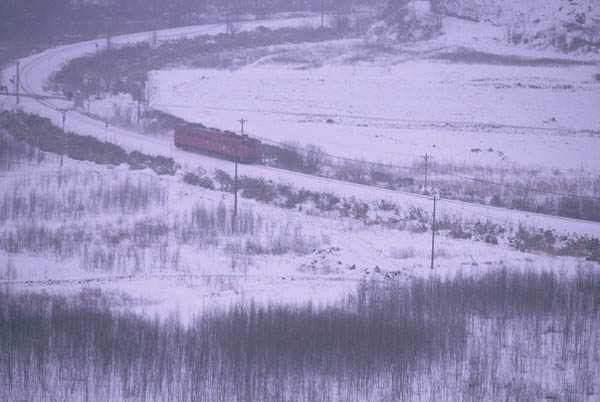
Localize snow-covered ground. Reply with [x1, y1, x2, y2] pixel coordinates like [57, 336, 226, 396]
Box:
[152, 61, 600, 170]
[438, 0, 600, 51]
[1, 11, 600, 318]
[2, 155, 595, 321]
[2, 13, 597, 240]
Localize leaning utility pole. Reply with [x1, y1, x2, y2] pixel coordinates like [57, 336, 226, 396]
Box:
[430, 195, 438, 270]
[421, 153, 433, 195]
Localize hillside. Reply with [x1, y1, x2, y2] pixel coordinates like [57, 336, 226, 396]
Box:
[380, 0, 600, 52]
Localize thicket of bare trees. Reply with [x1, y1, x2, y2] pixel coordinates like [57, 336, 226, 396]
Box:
[0, 0, 377, 66]
[0, 0, 375, 26]
[2, 269, 599, 401]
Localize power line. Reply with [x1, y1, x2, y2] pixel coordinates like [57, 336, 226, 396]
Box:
[430, 169, 600, 201]
[247, 133, 600, 202]
[14, 51, 599, 203]
[252, 134, 418, 173]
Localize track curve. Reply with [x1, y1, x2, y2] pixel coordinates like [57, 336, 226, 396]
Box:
[2, 17, 600, 237]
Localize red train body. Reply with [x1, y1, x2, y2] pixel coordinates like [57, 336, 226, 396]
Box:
[174, 124, 261, 163]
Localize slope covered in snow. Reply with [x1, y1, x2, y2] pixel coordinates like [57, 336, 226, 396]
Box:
[437, 0, 600, 52]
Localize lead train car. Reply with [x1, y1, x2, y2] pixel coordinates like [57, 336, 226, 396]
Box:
[174, 124, 261, 163]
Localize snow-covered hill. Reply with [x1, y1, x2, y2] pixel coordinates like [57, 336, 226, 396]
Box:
[376, 0, 599, 53]
[437, 0, 600, 52]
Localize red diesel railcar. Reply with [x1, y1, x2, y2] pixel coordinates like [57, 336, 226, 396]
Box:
[174, 124, 261, 163]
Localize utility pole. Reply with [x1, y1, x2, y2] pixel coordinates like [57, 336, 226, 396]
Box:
[233, 118, 246, 227]
[234, 153, 238, 216]
[151, 29, 157, 49]
[232, 142, 239, 232]
[137, 97, 142, 127]
[421, 153, 433, 195]
[238, 118, 247, 136]
[430, 195, 437, 270]
[16, 61, 20, 105]
[60, 111, 67, 167]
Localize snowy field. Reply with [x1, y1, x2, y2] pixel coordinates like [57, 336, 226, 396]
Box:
[1, 11, 599, 311]
[1, 6, 600, 401]
[153, 60, 600, 170]
[1, 153, 596, 319]
[149, 12, 600, 172]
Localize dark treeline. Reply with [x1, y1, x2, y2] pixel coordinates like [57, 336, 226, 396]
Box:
[1, 269, 599, 401]
[51, 26, 346, 99]
[0, 110, 178, 175]
[0, 0, 379, 81]
[0, 0, 376, 28]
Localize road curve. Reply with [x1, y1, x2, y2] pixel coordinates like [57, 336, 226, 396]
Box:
[2, 16, 600, 238]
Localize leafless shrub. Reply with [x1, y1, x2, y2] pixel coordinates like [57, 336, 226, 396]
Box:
[0, 170, 166, 224]
[0, 129, 46, 171]
[389, 246, 419, 259]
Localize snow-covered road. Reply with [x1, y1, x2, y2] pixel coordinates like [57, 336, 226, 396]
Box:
[2, 16, 600, 238]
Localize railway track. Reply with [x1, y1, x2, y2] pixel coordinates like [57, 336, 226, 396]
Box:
[3, 16, 600, 238]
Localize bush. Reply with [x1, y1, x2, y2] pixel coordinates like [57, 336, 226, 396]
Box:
[127, 151, 178, 175]
[511, 226, 557, 253]
[214, 169, 235, 192]
[586, 238, 600, 263]
[239, 176, 277, 202]
[183, 172, 215, 190]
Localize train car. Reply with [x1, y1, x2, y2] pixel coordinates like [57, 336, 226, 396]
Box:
[174, 123, 261, 163]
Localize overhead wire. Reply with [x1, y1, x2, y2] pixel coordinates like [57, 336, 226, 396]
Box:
[248, 132, 600, 202]
[10, 23, 600, 205]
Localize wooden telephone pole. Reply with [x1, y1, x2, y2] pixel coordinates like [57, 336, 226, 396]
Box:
[233, 119, 247, 224]
[233, 118, 248, 228]
[430, 195, 438, 270]
[60, 110, 67, 167]
[238, 118, 247, 136]
[421, 153, 433, 195]
[16, 61, 20, 105]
